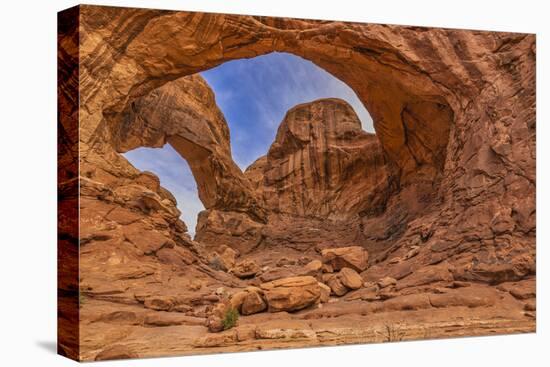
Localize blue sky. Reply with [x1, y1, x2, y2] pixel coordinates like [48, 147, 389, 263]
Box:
[123, 144, 204, 235]
[202, 52, 373, 168]
[124, 52, 373, 236]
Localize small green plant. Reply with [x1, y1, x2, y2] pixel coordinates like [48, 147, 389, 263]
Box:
[222, 307, 239, 330]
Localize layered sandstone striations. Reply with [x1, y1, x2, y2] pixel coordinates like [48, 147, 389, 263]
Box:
[77, 5, 535, 269]
[196, 98, 389, 253]
[112, 75, 266, 223]
[247, 98, 388, 219]
[58, 5, 536, 361]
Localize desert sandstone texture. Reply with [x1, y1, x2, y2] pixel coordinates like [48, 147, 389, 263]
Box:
[58, 5, 536, 361]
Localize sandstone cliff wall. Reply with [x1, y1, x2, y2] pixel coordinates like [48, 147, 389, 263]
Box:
[74, 4, 535, 285]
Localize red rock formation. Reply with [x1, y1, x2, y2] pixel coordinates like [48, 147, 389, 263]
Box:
[77, 6, 535, 268]
[58, 5, 536, 361]
[196, 98, 389, 253]
[112, 75, 266, 223]
[247, 98, 388, 219]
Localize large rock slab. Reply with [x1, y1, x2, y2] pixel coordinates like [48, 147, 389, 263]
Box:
[230, 287, 267, 315]
[241, 291, 267, 315]
[260, 276, 321, 312]
[323, 268, 363, 296]
[144, 313, 205, 327]
[321, 246, 369, 272]
[95, 345, 139, 361]
[230, 259, 261, 279]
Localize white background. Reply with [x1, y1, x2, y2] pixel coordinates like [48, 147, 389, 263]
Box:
[0, 0, 546, 365]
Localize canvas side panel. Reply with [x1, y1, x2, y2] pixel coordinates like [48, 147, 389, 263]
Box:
[57, 5, 80, 361]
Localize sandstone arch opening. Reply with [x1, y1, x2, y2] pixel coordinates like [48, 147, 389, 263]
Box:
[201, 52, 375, 169]
[98, 16, 457, 197]
[124, 145, 204, 236]
[122, 52, 377, 238]
[96, 11, 460, 255]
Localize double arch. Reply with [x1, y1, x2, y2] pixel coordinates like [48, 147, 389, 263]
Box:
[80, 8, 456, 221]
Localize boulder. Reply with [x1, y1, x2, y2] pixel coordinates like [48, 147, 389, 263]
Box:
[318, 282, 331, 303]
[229, 291, 249, 311]
[321, 246, 369, 272]
[496, 279, 536, 300]
[210, 246, 237, 271]
[304, 260, 323, 275]
[344, 284, 379, 302]
[241, 291, 267, 315]
[373, 293, 432, 312]
[205, 300, 237, 332]
[510, 287, 536, 300]
[323, 268, 363, 296]
[230, 287, 267, 315]
[324, 274, 348, 296]
[143, 296, 175, 311]
[404, 247, 420, 260]
[260, 276, 321, 312]
[339, 268, 363, 290]
[231, 259, 261, 279]
[322, 263, 334, 273]
[206, 317, 224, 333]
[455, 263, 526, 285]
[377, 276, 397, 289]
